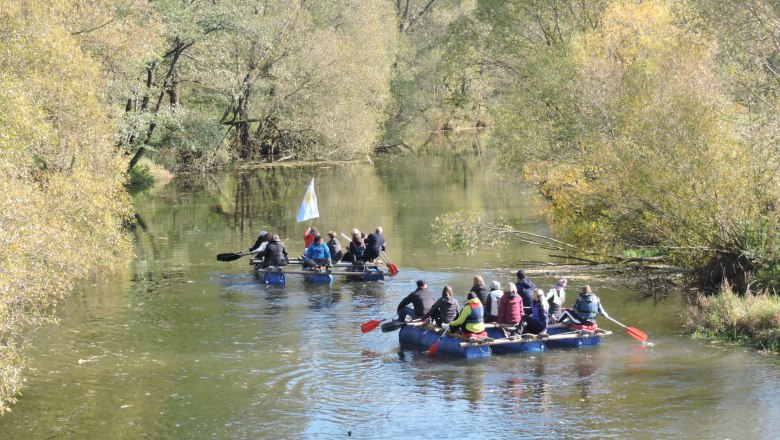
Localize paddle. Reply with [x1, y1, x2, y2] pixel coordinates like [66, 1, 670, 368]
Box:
[426, 325, 450, 356]
[380, 251, 399, 275]
[604, 315, 648, 343]
[216, 251, 253, 262]
[360, 316, 395, 333]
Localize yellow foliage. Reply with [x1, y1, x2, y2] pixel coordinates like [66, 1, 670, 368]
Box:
[0, 0, 135, 413]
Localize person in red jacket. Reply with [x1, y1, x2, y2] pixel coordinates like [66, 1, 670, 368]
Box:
[496, 282, 524, 325]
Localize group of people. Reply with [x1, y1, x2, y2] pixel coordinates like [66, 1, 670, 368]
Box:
[248, 226, 388, 271]
[395, 270, 608, 338]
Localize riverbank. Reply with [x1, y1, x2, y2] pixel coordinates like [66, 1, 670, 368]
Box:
[685, 285, 780, 351]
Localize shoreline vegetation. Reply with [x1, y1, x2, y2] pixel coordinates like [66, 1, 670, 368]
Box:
[686, 284, 780, 352]
[3, 0, 780, 415]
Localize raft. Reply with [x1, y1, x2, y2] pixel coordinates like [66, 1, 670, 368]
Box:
[252, 263, 385, 285]
[398, 322, 611, 359]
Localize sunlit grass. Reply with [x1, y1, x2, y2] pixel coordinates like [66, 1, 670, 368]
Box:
[686, 283, 780, 351]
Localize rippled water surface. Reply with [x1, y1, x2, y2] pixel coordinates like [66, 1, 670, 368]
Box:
[2, 155, 779, 439]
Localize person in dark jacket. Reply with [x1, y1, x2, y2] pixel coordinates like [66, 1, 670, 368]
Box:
[397, 280, 434, 322]
[259, 235, 289, 268]
[326, 231, 343, 263]
[558, 285, 608, 326]
[519, 289, 550, 335]
[422, 286, 460, 326]
[347, 231, 366, 265]
[249, 230, 269, 253]
[363, 227, 386, 263]
[515, 269, 537, 315]
[469, 275, 488, 305]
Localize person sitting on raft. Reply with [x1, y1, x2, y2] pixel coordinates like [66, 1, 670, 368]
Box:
[422, 286, 459, 326]
[444, 292, 485, 337]
[496, 283, 523, 326]
[326, 231, 343, 264]
[557, 285, 609, 330]
[302, 235, 332, 270]
[259, 234, 289, 268]
[397, 280, 434, 322]
[249, 230, 270, 254]
[303, 226, 319, 253]
[346, 231, 366, 266]
[363, 227, 386, 263]
[484, 280, 503, 323]
[469, 275, 488, 305]
[518, 288, 550, 335]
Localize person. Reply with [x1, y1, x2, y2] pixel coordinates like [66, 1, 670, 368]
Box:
[397, 280, 435, 322]
[363, 227, 386, 263]
[422, 286, 459, 326]
[446, 292, 485, 336]
[303, 226, 319, 251]
[259, 234, 289, 268]
[249, 230, 269, 253]
[557, 285, 608, 328]
[469, 275, 488, 306]
[326, 231, 343, 263]
[545, 278, 567, 322]
[302, 235, 332, 269]
[346, 231, 366, 265]
[484, 280, 503, 323]
[342, 228, 365, 264]
[519, 289, 550, 335]
[515, 269, 537, 315]
[496, 283, 523, 325]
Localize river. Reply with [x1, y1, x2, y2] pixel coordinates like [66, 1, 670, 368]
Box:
[2, 154, 779, 439]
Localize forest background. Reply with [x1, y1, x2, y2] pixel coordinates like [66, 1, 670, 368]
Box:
[1, 0, 780, 412]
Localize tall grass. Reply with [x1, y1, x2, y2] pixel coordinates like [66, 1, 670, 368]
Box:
[685, 282, 780, 351]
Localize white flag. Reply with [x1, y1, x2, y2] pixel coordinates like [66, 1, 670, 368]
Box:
[296, 178, 319, 222]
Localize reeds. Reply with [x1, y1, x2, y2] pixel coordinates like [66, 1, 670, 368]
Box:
[686, 282, 780, 351]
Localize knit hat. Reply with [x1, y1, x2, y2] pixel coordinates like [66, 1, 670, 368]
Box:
[516, 269, 525, 278]
[259, 230, 268, 236]
[490, 281, 501, 290]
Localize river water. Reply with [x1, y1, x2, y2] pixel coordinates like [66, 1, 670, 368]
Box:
[2, 155, 779, 439]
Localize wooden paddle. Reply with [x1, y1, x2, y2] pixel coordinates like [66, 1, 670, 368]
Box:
[216, 251, 253, 262]
[360, 316, 395, 333]
[604, 315, 648, 343]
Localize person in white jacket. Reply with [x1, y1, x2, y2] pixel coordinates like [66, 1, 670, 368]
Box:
[545, 278, 567, 322]
[484, 280, 504, 323]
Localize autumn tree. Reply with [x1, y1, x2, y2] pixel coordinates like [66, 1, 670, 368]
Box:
[0, 0, 155, 412]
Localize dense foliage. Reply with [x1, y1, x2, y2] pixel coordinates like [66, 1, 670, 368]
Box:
[430, 0, 780, 292]
[3, 0, 780, 412]
[0, 1, 145, 412]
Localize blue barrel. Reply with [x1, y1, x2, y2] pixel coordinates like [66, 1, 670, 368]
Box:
[398, 325, 423, 345]
[439, 336, 491, 359]
[546, 327, 603, 349]
[262, 271, 286, 285]
[303, 273, 333, 284]
[485, 327, 546, 353]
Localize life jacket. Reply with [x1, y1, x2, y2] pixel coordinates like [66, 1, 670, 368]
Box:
[575, 294, 600, 322]
[463, 300, 485, 334]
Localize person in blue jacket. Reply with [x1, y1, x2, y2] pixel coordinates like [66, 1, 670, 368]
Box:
[518, 288, 550, 335]
[302, 235, 332, 270]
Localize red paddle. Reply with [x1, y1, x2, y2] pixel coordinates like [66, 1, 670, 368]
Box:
[426, 326, 450, 356]
[360, 316, 394, 333]
[605, 316, 648, 343]
[380, 252, 399, 275]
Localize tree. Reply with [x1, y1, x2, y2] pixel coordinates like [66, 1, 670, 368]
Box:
[0, 0, 138, 412]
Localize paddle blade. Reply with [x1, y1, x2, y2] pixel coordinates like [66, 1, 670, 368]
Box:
[388, 263, 399, 275]
[381, 320, 405, 333]
[217, 253, 244, 262]
[426, 340, 441, 356]
[360, 320, 382, 333]
[626, 326, 648, 343]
